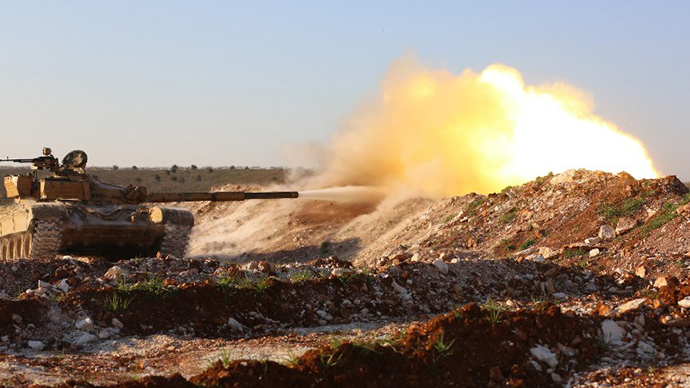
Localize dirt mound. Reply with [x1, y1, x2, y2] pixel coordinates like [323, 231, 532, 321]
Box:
[6, 170, 690, 387]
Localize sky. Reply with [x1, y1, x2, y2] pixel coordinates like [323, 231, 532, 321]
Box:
[0, 1, 688, 178]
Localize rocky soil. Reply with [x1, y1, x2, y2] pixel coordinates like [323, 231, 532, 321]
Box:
[2, 169, 690, 387]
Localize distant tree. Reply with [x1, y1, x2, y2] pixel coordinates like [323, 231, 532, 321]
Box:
[244, 166, 249, 170]
[230, 165, 235, 170]
[112, 165, 119, 170]
[165, 170, 171, 175]
[190, 164, 198, 170]
[132, 165, 138, 170]
[171, 164, 179, 173]
[207, 167, 214, 173]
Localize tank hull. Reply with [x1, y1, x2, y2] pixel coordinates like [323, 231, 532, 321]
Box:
[0, 202, 193, 260]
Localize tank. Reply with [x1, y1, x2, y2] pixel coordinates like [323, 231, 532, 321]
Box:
[0, 148, 298, 260]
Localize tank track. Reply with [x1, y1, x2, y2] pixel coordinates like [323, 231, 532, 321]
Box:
[0, 220, 62, 261]
[159, 223, 191, 258]
[30, 219, 63, 260]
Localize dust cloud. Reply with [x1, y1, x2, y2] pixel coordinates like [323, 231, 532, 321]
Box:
[293, 56, 659, 198]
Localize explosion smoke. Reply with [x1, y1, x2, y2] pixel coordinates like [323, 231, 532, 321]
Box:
[304, 57, 659, 197]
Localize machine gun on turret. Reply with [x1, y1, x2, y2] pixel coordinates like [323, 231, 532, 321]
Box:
[2, 147, 60, 173]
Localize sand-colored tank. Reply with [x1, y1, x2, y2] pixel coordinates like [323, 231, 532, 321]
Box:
[0, 148, 298, 260]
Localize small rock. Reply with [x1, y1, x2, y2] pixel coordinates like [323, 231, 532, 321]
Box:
[654, 277, 669, 288]
[37, 280, 52, 289]
[257, 261, 272, 273]
[678, 297, 690, 309]
[316, 310, 333, 321]
[98, 329, 111, 340]
[551, 373, 563, 384]
[557, 343, 576, 357]
[598, 225, 616, 240]
[56, 279, 70, 293]
[616, 217, 637, 235]
[75, 317, 94, 331]
[601, 320, 624, 343]
[538, 247, 558, 260]
[635, 266, 647, 278]
[553, 292, 567, 300]
[637, 341, 656, 356]
[584, 237, 602, 245]
[410, 253, 420, 263]
[589, 248, 600, 257]
[111, 318, 124, 329]
[28, 340, 45, 350]
[72, 332, 98, 346]
[104, 266, 127, 281]
[615, 298, 647, 316]
[530, 345, 558, 368]
[433, 260, 449, 274]
[391, 281, 408, 295]
[227, 318, 245, 332]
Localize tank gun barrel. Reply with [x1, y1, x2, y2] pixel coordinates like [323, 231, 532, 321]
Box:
[2, 157, 35, 163]
[145, 191, 299, 203]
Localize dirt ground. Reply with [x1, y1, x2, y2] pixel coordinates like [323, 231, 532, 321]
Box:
[3, 169, 690, 387]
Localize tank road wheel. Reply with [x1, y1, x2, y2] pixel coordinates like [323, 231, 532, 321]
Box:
[1, 238, 8, 261]
[159, 224, 192, 258]
[21, 232, 32, 259]
[28, 220, 63, 260]
[9, 236, 18, 261]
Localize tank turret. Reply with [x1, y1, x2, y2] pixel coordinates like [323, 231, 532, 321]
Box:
[0, 149, 298, 260]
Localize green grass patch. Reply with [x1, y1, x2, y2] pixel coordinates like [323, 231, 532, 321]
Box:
[102, 293, 134, 312]
[466, 197, 486, 216]
[501, 210, 517, 224]
[563, 248, 589, 259]
[597, 197, 646, 222]
[518, 239, 535, 250]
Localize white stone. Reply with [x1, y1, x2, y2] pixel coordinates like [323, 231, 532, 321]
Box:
[584, 237, 602, 245]
[75, 317, 94, 330]
[550, 169, 577, 185]
[410, 253, 420, 262]
[530, 345, 558, 368]
[98, 329, 111, 340]
[104, 266, 127, 280]
[637, 341, 656, 355]
[28, 340, 45, 350]
[678, 297, 690, 309]
[598, 225, 617, 240]
[56, 279, 70, 293]
[616, 217, 637, 235]
[227, 318, 245, 332]
[551, 373, 563, 384]
[111, 318, 124, 329]
[316, 310, 333, 321]
[72, 332, 98, 346]
[553, 292, 567, 300]
[589, 249, 600, 258]
[601, 320, 625, 343]
[391, 281, 408, 295]
[615, 298, 647, 316]
[433, 260, 449, 274]
[37, 280, 52, 289]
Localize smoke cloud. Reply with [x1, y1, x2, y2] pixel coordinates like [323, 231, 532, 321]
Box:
[296, 56, 659, 198]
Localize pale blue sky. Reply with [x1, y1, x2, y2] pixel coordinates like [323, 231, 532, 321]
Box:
[0, 1, 688, 177]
